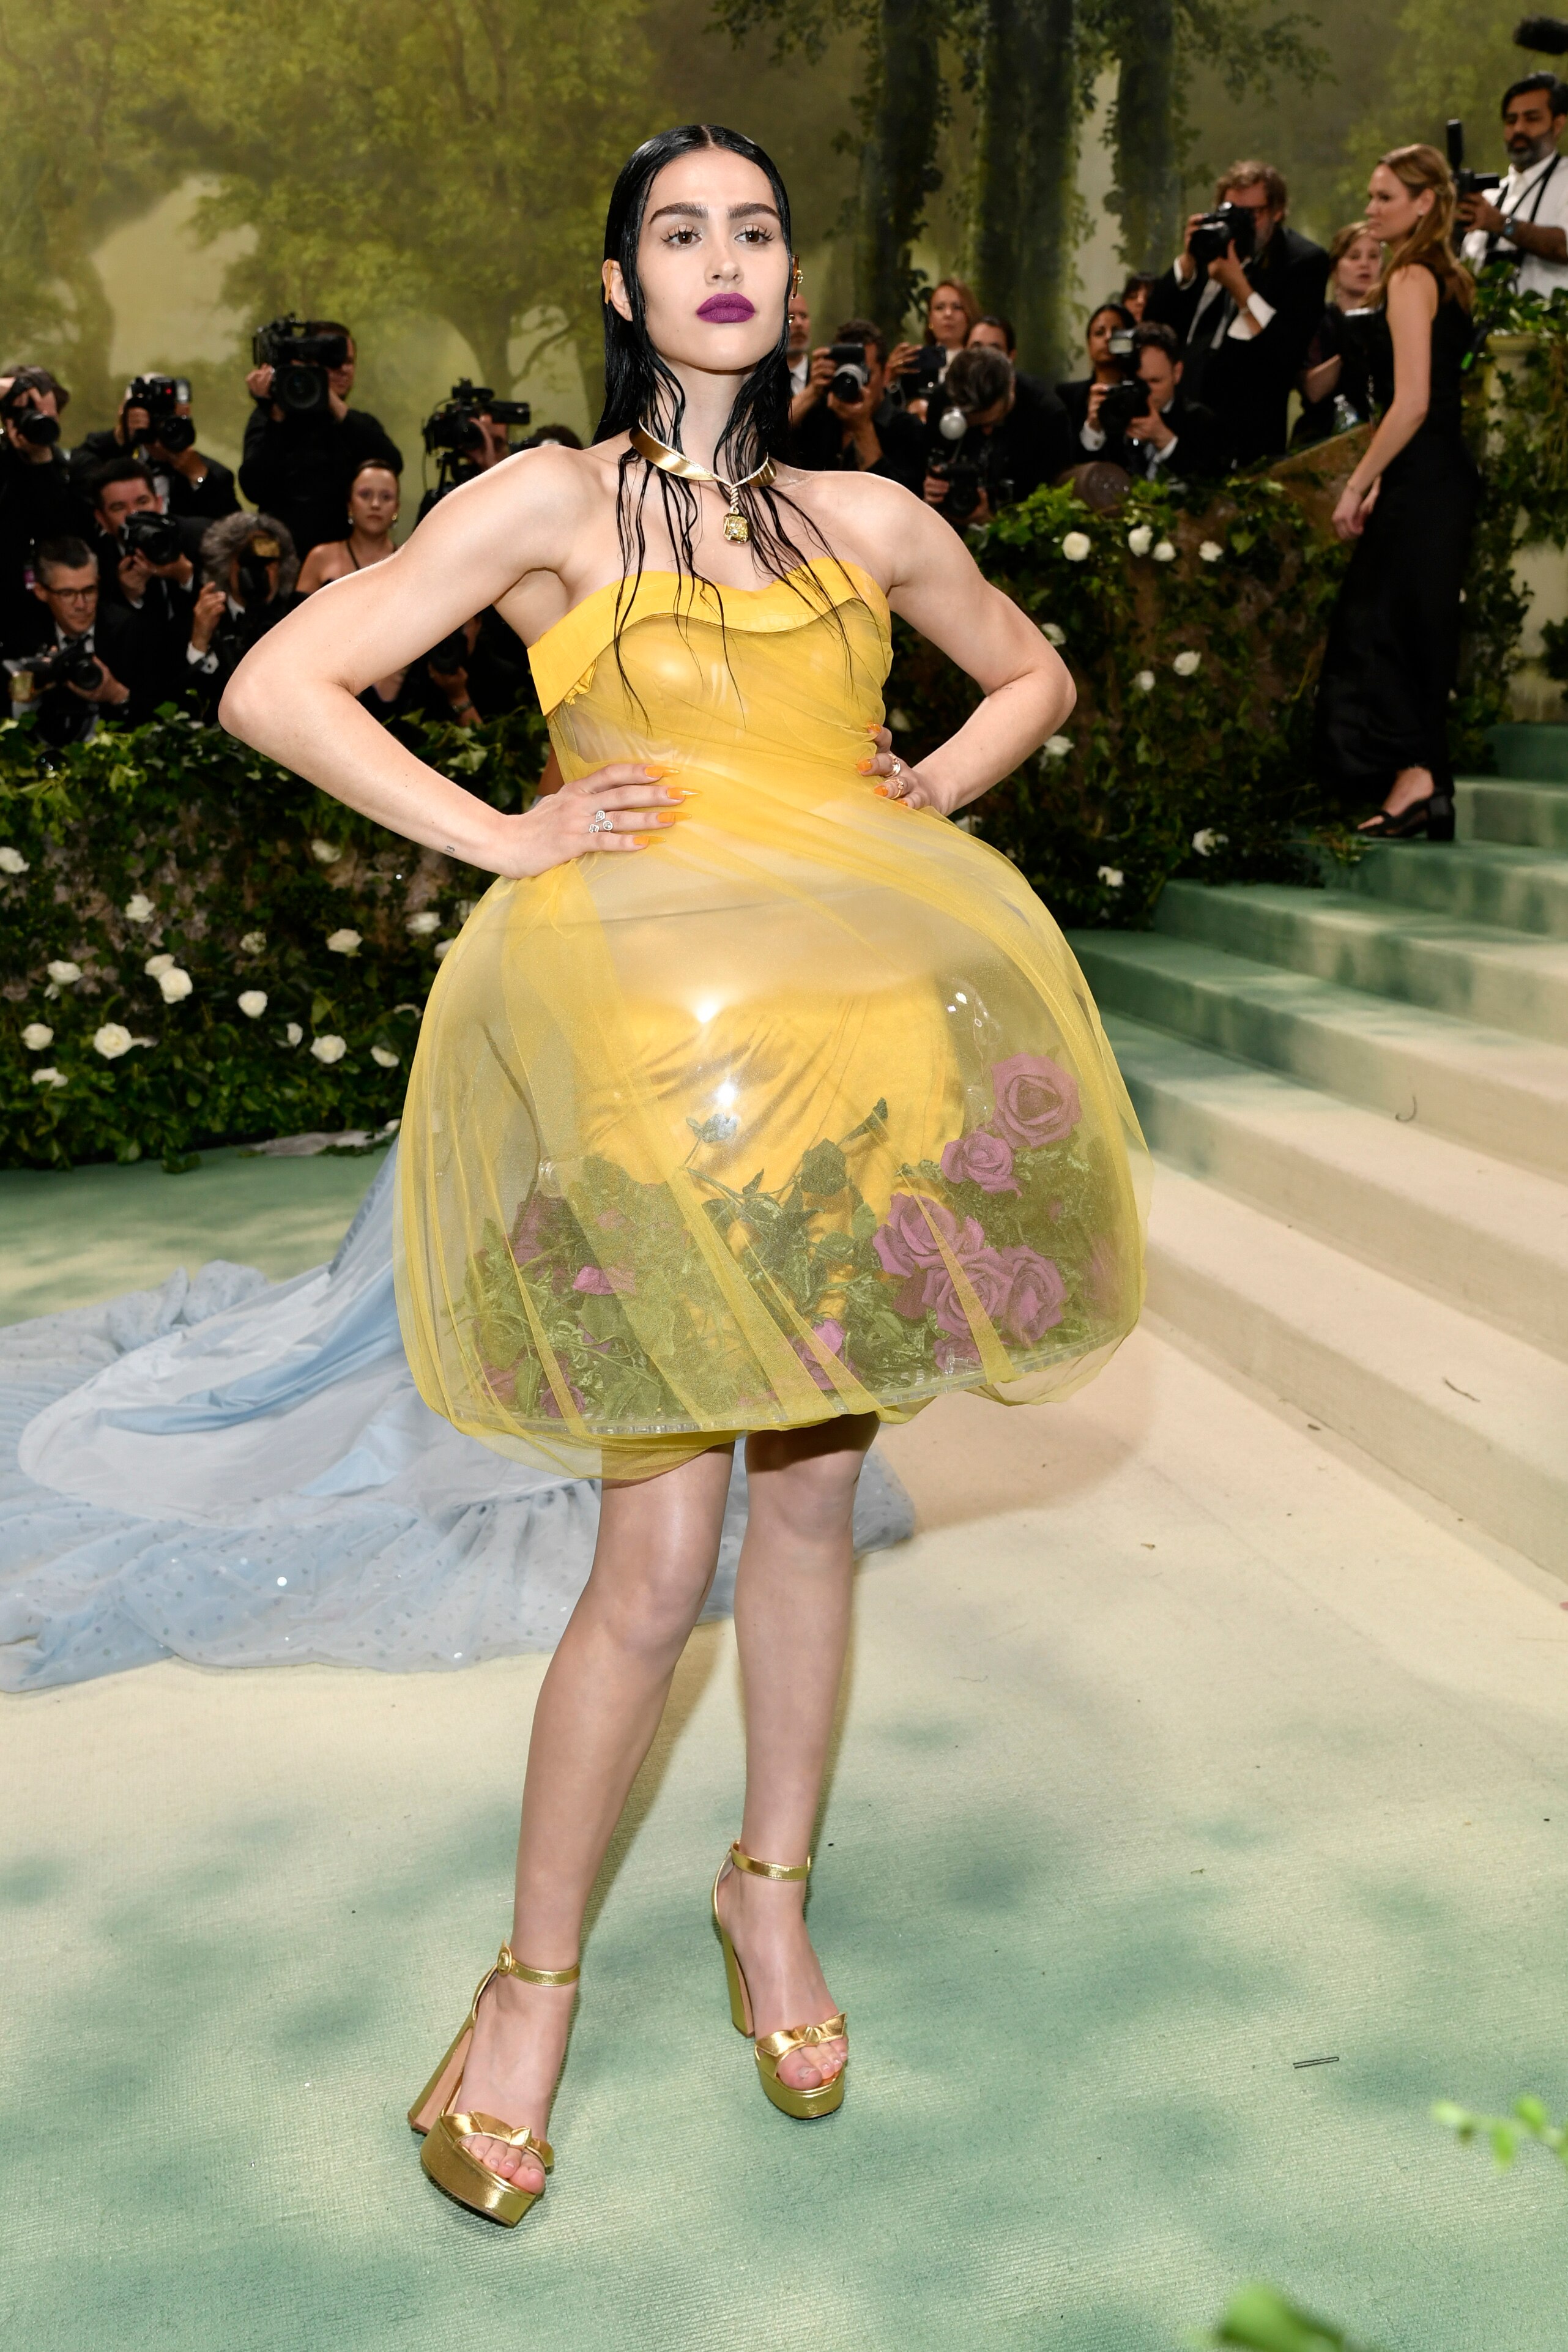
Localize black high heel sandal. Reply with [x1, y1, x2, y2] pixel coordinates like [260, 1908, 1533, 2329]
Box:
[1356, 791, 1454, 843]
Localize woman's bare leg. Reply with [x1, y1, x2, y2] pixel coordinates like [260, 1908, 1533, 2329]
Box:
[1367, 762, 1436, 821]
[713, 1414, 878, 2094]
[453, 1442, 735, 2189]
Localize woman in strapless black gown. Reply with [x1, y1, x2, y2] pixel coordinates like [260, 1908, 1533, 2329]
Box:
[1313, 144, 1481, 840]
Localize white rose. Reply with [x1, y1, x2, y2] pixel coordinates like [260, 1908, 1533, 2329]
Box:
[310, 1032, 347, 1064]
[46, 959, 82, 984]
[406, 910, 442, 937]
[1191, 828, 1228, 857]
[1061, 531, 1091, 562]
[31, 1066, 67, 1089]
[284, 1021, 303, 1046]
[157, 965, 194, 1002]
[239, 929, 267, 954]
[325, 928, 362, 956]
[1173, 650, 1202, 677]
[237, 990, 268, 1019]
[1126, 524, 1153, 556]
[371, 1044, 400, 1069]
[1153, 540, 1176, 564]
[1042, 736, 1073, 762]
[434, 939, 455, 960]
[1199, 540, 1224, 564]
[888, 708, 912, 732]
[1134, 669, 1156, 693]
[457, 899, 478, 921]
[144, 952, 175, 977]
[1098, 866, 1124, 889]
[92, 1022, 134, 1060]
[0, 845, 29, 874]
[1041, 622, 1066, 646]
[311, 838, 343, 863]
[21, 1022, 53, 1050]
[123, 892, 154, 921]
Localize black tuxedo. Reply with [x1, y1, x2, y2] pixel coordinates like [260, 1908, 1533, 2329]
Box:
[0, 442, 77, 646]
[70, 431, 241, 523]
[1148, 221, 1329, 466]
[2, 600, 153, 742]
[1097, 390, 1225, 482]
[240, 404, 403, 557]
[788, 400, 928, 494]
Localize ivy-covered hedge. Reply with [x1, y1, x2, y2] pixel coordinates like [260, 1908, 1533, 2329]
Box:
[886, 469, 1352, 929]
[0, 706, 546, 1170]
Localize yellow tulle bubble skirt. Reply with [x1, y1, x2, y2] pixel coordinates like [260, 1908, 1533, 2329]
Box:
[394, 559, 1150, 1481]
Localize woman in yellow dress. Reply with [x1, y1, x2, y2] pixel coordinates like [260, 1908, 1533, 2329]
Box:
[223, 123, 1146, 2228]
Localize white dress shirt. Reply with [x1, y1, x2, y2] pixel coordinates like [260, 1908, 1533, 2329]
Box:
[1460, 151, 1568, 300]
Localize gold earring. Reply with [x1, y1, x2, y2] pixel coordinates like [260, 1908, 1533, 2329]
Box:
[790, 261, 803, 299]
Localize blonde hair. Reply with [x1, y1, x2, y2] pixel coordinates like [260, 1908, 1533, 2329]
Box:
[1328, 218, 1375, 270]
[1373, 144, 1473, 311]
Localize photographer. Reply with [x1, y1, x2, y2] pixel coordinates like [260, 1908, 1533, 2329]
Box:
[965, 315, 1074, 478]
[3, 536, 146, 745]
[70, 378, 239, 523]
[0, 365, 77, 644]
[184, 512, 299, 718]
[787, 319, 927, 492]
[1148, 160, 1327, 466]
[240, 321, 402, 558]
[87, 456, 207, 708]
[1457, 72, 1568, 299]
[417, 378, 530, 519]
[921, 346, 1066, 527]
[1074, 321, 1225, 482]
[1055, 302, 1134, 449]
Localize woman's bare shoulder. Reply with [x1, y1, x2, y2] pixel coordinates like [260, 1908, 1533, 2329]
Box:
[774, 465, 935, 594]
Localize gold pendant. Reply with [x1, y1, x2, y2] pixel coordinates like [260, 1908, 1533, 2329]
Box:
[723, 509, 750, 544]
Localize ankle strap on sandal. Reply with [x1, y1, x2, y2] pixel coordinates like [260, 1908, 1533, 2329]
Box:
[729, 1840, 811, 1882]
[497, 1940, 580, 1986]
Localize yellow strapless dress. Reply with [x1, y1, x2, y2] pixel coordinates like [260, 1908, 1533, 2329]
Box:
[394, 559, 1149, 1480]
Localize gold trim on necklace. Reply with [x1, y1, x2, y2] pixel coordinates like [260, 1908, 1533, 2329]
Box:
[630, 423, 777, 543]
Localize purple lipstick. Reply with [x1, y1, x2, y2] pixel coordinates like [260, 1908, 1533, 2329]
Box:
[697, 293, 756, 324]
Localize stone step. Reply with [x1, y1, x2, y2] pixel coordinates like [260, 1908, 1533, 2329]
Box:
[1345, 838, 1568, 939]
[1071, 929, 1568, 1178]
[1152, 880, 1568, 1048]
[1145, 1158, 1568, 1579]
[1487, 722, 1568, 783]
[1459, 775, 1568, 852]
[1108, 1014, 1568, 1360]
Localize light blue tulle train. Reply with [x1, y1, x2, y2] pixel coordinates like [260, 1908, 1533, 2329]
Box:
[0, 1148, 913, 1691]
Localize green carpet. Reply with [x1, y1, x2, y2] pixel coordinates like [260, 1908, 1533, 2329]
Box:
[0, 1144, 390, 1323]
[5, 1314, 1567, 2350]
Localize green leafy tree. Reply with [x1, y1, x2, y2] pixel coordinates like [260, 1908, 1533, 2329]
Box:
[965, 0, 1082, 377]
[1342, 1, 1545, 214]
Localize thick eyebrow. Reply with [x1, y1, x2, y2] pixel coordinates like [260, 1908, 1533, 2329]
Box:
[646, 199, 782, 225]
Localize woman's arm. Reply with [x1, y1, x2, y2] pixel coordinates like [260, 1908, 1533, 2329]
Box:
[848, 478, 1074, 815]
[220, 450, 679, 875]
[1302, 353, 1342, 405]
[1331, 267, 1435, 540]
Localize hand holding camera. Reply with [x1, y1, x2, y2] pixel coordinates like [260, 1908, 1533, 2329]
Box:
[1183, 199, 1257, 304]
[250, 318, 353, 422]
[190, 581, 228, 656]
[1, 378, 61, 464]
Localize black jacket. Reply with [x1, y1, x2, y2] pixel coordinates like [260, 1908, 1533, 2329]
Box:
[239, 405, 403, 558]
[924, 385, 1074, 521]
[788, 400, 929, 494]
[1095, 389, 1227, 482]
[0, 443, 78, 646]
[1148, 222, 1329, 466]
[70, 432, 241, 523]
[4, 600, 155, 742]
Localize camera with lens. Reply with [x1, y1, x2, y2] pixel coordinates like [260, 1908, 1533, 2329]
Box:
[1446, 119, 1502, 203]
[827, 343, 872, 403]
[422, 380, 532, 460]
[1188, 200, 1257, 269]
[117, 508, 184, 569]
[426, 630, 468, 674]
[25, 638, 103, 691]
[125, 374, 195, 453]
[1, 372, 60, 448]
[234, 529, 283, 609]
[251, 316, 351, 415]
[1096, 330, 1153, 440]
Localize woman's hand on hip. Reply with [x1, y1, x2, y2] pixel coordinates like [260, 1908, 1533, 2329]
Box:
[860, 724, 945, 813]
[489, 763, 684, 878]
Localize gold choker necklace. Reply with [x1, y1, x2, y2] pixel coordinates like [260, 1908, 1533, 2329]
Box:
[630, 424, 776, 543]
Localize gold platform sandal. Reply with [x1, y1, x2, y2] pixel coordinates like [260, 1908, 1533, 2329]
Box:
[407, 1943, 579, 2227]
[711, 1843, 847, 2121]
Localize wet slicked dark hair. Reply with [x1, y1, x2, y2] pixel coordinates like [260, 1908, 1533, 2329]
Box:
[596, 124, 849, 656]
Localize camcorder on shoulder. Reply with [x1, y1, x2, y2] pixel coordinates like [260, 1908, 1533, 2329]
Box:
[423, 380, 532, 458]
[125, 374, 194, 453]
[1445, 120, 1502, 203]
[1, 373, 60, 447]
[827, 343, 872, 403]
[117, 509, 184, 569]
[1188, 201, 1257, 270]
[252, 317, 351, 415]
[1097, 330, 1154, 440]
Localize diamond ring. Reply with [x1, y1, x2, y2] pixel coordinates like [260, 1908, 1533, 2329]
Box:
[588, 809, 614, 834]
[885, 759, 908, 800]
